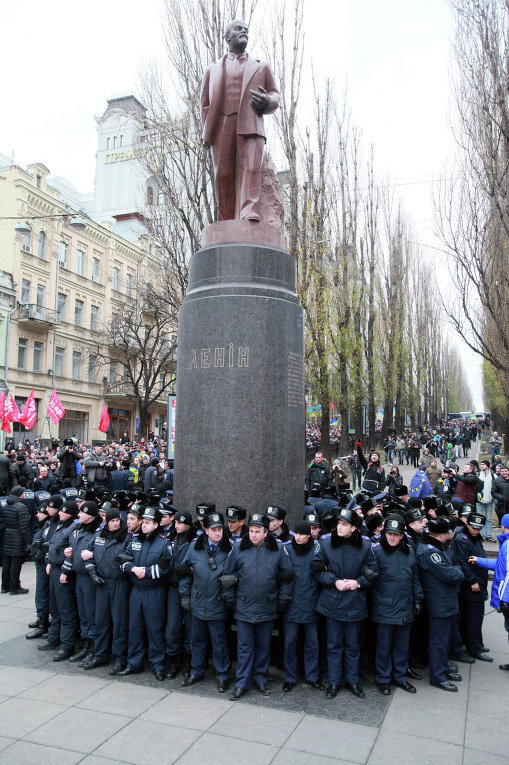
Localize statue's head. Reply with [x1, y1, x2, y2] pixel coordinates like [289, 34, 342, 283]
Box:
[225, 19, 248, 53]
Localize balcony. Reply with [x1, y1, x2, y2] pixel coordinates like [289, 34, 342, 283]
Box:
[17, 304, 58, 328]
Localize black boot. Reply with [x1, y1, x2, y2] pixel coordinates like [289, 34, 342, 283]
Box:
[167, 657, 180, 679]
[78, 639, 95, 668]
[69, 639, 90, 663]
[26, 617, 49, 639]
[28, 617, 42, 629]
[183, 653, 192, 679]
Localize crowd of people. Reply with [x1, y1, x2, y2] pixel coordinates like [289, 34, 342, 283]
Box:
[0, 419, 507, 701]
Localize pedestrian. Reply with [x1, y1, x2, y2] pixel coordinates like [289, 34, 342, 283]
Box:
[1, 486, 32, 595]
[477, 460, 495, 542]
[356, 441, 386, 493]
[306, 453, 331, 492]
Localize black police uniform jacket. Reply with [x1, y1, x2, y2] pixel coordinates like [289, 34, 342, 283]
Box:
[121, 530, 173, 588]
[371, 535, 423, 625]
[168, 527, 197, 584]
[223, 532, 293, 623]
[283, 537, 320, 623]
[61, 517, 102, 575]
[416, 533, 464, 617]
[3, 496, 32, 557]
[86, 521, 129, 580]
[179, 532, 232, 620]
[31, 520, 49, 562]
[312, 529, 378, 622]
[46, 518, 77, 568]
[450, 527, 489, 602]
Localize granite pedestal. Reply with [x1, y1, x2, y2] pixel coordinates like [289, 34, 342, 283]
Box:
[173, 236, 304, 520]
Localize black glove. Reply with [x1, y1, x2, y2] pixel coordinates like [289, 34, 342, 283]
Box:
[362, 565, 378, 582]
[175, 565, 192, 579]
[157, 554, 172, 571]
[278, 570, 293, 584]
[311, 560, 326, 573]
[181, 597, 191, 611]
[278, 600, 289, 613]
[90, 573, 105, 586]
[116, 553, 134, 564]
[500, 601, 509, 616]
[414, 601, 424, 616]
[219, 574, 237, 590]
[34, 538, 43, 548]
[224, 599, 235, 611]
[42, 541, 50, 551]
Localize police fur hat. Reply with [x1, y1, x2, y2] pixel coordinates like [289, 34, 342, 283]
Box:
[427, 516, 449, 534]
[113, 490, 130, 509]
[403, 507, 426, 524]
[423, 496, 438, 511]
[142, 506, 162, 524]
[63, 500, 79, 517]
[266, 506, 286, 520]
[394, 485, 408, 497]
[366, 512, 384, 534]
[203, 512, 224, 529]
[304, 512, 321, 527]
[294, 520, 311, 535]
[451, 497, 464, 512]
[337, 507, 363, 529]
[248, 513, 269, 529]
[10, 486, 24, 497]
[80, 501, 100, 518]
[310, 482, 322, 496]
[354, 492, 369, 505]
[175, 509, 193, 526]
[338, 493, 352, 508]
[147, 491, 162, 505]
[407, 497, 423, 510]
[47, 495, 64, 509]
[196, 502, 215, 519]
[384, 514, 406, 535]
[226, 505, 246, 521]
[360, 498, 377, 514]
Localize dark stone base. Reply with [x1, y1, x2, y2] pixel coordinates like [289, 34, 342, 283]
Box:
[174, 241, 305, 522]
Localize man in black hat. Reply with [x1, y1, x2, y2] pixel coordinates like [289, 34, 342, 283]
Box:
[180, 513, 232, 692]
[166, 509, 196, 678]
[416, 516, 465, 691]
[313, 487, 340, 519]
[126, 504, 143, 539]
[110, 459, 132, 494]
[118, 505, 173, 680]
[266, 506, 290, 542]
[304, 512, 322, 540]
[195, 502, 215, 535]
[222, 513, 293, 699]
[1, 486, 32, 595]
[312, 507, 378, 699]
[226, 505, 247, 541]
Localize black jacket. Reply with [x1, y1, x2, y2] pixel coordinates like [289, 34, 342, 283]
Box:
[371, 535, 423, 624]
[450, 527, 489, 601]
[180, 532, 232, 620]
[86, 522, 129, 580]
[3, 495, 32, 556]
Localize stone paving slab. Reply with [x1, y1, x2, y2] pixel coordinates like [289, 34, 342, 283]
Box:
[93, 719, 201, 764]
[366, 730, 463, 765]
[24, 707, 131, 754]
[175, 732, 278, 765]
[0, 741, 83, 765]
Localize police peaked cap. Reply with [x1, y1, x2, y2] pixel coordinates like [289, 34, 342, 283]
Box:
[226, 505, 246, 521]
[147, 492, 162, 505]
[427, 516, 449, 534]
[203, 512, 224, 529]
[160, 501, 175, 515]
[175, 510, 193, 526]
[266, 506, 286, 520]
[403, 507, 426, 524]
[384, 514, 406, 535]
[304, 513, 321, 527]
[468, 513, 486, 529]
[47, 495, 64, 509]
[248, 513, 269, 529]
[337, 507, 362, 529]
[127, 505, 144, 518]
[460, 503, 473, 517]
[142, 506, 162, 524]
[196, 502, 215, 518]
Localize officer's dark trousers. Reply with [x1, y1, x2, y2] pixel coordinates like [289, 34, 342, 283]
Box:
[76, 573, 96, 639]
[34, 561, 49, 619]
[375, 622, 411, 684]
[166, 585, 191, 657]
[94, 578, 129, 664]
[283, 621, 319, 683]
[236, 619, 274, 689]
[326, 617, 361, 684]
[127, 585, 166, 673]
[461, 599, 485, 656]
[190, 615, 230, 681]
[428, 614, 455, 683]
[47, 568, 77, 651]
[1, 555, 24, 592]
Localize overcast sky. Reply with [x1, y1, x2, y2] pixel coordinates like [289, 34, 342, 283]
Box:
[0, 0, 484, 409]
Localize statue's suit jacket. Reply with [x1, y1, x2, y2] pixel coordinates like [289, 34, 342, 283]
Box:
[200, 54, 280, 147]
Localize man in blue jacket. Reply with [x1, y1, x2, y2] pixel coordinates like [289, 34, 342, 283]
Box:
[222, 513, 293, 700]
[470, 512, 509, 671]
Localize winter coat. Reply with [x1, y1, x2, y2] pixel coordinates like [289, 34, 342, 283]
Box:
[120, 530, 173, 589]
[450, 527, 488, 602]
[454, 474, 478, 505]
[416, 533, 464, 617]
[57, 447, 79, 478]
[168, 527, 197, 584]
[46, 518, 77, 568]
[306, 460, 331, 491]
[283, 536, 320, 623]
[179, 532, 232, 620]
[475, 531, 509, 609]
[109, 469, 131, 494]
[61, 517, 102, 576]
[3, 495, 32, 556]
[222, 532, 294, 623]
[83, 451, 109, 484]
[477, 470, 493, 504]
[370, 535, 423, 624]
[86, 522, 129, 580]
[312, 529, 378, 622]
[491, 476, 509, 506]
[357, 445, 386, 492]
[0, 454, 11, 492]
[426, 466, 442, 489]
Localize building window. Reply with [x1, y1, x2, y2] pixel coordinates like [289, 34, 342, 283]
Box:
[120, 135, 123, 147]
[126, 273, 133, 297]
[88, 355, 97, 383]
[112, 267, 120, 291]
[59, 241, 68, 267]
[17, 338, 27, 368]
[75, 299, 84, 326]
[111, 313, 119, 336]
[109, 361, 117, 386]
[72, 351, 82, 380]
[36, 175, 41, 189]
[113, 136, 116, 149]
[22, 227, 32, 252]
[76, 249, 84, 276]
[106, 137, 110, 150]
[90, 305, 99, 332]
[55, 346, 64, 376]
[21, 279, 30, 304]
[38, 231, 46, 258]
[92, 257, 100, 282]
[33, 341, 43, 372]
[59, 410, 88, 443]
[146, 186, 154, 206]
[57, 293, 67, 322]
[36, 284, 45, 309]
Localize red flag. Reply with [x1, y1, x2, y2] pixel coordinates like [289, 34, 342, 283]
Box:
[0, 391, 10, 434]
[47, 389, 65, 424]
[3, 394, 20, 425]
[98, 404, 110, 433]
[19, 388, 37, 430]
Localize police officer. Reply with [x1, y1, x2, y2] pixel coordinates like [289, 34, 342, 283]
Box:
[118, 505, 173, 680]
[403, 506, 427, 551]
[451, 512, 491, 661]
[26, 505, 52, 639]
[61, 501, 102, 666]
[311, 507, 378, 699]
[166, 509, 196, 678]
[371, 514, 423, 695]
[81, 507, 130, 673]
[416, 516, 465, 691]
[282, 520, 322, 692]
[126, 504, 143, 538]
[180, 512, 232, 692]
[304, 512, 322, 540]
[226, 506, 247, 541]
[266, 506, 291, 542]
[195, 502, 215, 534]
[222, 513, 293, 700]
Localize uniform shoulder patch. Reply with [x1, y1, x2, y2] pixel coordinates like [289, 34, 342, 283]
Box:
[314, 542, 320, 553]
[430, 552, 442, 563]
